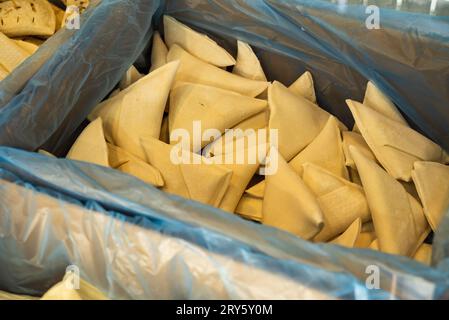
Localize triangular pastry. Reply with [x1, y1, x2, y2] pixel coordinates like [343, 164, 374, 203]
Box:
[288, 71, 316, 103]
[342, 131, 376, 169]
[350, 146, 430, 256]
[412, 161, 449, 231]
[232, 40, 267, 81]
[66, 118, 109, 167]
[169, 82, 268, 152]
[269, 81, 330, 161]
[347, 99, 443, 181]
[330, 218, 362, 248]
[164, 15, 236, 67]
[262, 149, 324, 240]
[302, 163, 370, 242]
[119, 65, 143, 90]
[211, 143, 264, 212]
[89, 61, 180, 160]
[363, 81, 408, 126]
[141, 136, 232, 207]
[107, 143, 164, 187]
[150, 31, 168, 72]
[289, 116, 348, 179]
[166, 44, 268, 97]
[235, 194, 263, 222]
[354, 231, 376, 249]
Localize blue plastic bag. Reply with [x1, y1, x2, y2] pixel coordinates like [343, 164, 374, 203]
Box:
[0, 0, 448, 299]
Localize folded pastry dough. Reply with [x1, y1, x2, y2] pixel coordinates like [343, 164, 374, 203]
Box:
[107, 143, 164, 187]
[233, 40, 267, 81]
[89, 61, 180, 160]
[289, 116, 348, 179]
[347, 99, 443, 182]
[413, 243, 432, 266]
[302, 163, 370, 242]
[13, 39, 39, 55]
[0, 0, 56, 37]
[203, 111, 269, 158]
[141, 136, 232, 207]
[342, 131, 376, 169]
[119, 65, 143, 90]
[0, 32, 30, 72]
[412, 161, 449, 231]
[350, 146, 430, 257]
[166, 44, 268, 97]
[164, 15, 236, 67]
[363, 81, 408, 127]
[262, 149, 324, 240]
[235, 194, 263, 222]
[289, 71, 316, 103]
[330, 218, 362, 248]
[213, 143, 264, 213]
[150, 31, 168, 72]
[269, 81, 330, 161]
[160, 115, 170, 144]
[169, 82, 268, 152]
[354, 231, 376, 249]
[67, 118, 109, 167]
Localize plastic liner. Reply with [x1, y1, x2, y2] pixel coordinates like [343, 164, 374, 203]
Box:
[0, 0, 448, 299]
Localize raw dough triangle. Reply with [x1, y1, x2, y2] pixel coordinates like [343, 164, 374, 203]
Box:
[167, 44, 268, 97]
[66, 118, 109, 167]
[350, 146, 430, 256]
[288, 71, 316, 103]
[150, 31, 168, 72]
[302, 163, 370, 242]
[269, 81, 330, 161]
[164, 15, 236, 67]
[347, 99, 443, 181]
[289, 116, 348, 179]
[330, 218, 362, 248]
[169, 82, 268, 152]
[262, 149, 324, 239]
[412, 161, 449, 231]
[89, 61, 180, 160]
[141, 136, 232, 207]
[232, 40, 267, 81]
[107, 143, 164, 187]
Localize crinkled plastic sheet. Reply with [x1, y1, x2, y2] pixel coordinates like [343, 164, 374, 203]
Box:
[0, 0, 448, 299]
[1, 148, 448, 300]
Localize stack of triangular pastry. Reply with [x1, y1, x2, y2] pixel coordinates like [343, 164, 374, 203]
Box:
[57, 16, 448, 263]
[0, 0, 92, 82]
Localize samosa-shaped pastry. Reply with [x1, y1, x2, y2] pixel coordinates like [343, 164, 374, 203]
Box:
[289, 116, 348, 179]
[350, 146, 430, 256]
[262, 149, 324, 240]
[269, 81, 330, 161]
[169, 83, 268, 152]
[107, 144, 164, 187]
[141, 136, 232, 207]
[233, 40, 267, 81]
[347, 99, 443, 181]
[89, 61, 180, 160]
[164, 16, 236, 67]
[302, 163, 370, 242]
[330, 218, 362, 248]
[66, 118, 109, 167]
[412, 161, 449, 231]
[150, 31, 168, 72]
[288, 71, 316, 103]
[167, 44, 268, 97]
